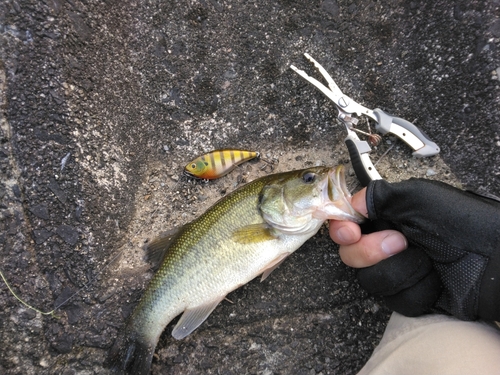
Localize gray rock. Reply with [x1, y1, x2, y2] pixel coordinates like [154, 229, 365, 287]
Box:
[33, 228, 52, 244]
[55, 225, 79, 245]
[29, 204, 49, 220]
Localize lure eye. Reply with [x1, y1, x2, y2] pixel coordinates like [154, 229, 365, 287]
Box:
[302, 172, 316, 184]
[191, 163, 197, 169]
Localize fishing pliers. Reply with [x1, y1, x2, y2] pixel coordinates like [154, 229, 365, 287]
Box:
[290, 53, 440, 186]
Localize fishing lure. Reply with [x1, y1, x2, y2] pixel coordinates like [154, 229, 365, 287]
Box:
[184, 149, 260, 180]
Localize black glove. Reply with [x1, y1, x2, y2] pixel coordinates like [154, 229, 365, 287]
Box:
[357, 178, 500, 321]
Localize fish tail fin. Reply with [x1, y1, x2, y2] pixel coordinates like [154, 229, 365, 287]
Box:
[107, 326, 157, 375]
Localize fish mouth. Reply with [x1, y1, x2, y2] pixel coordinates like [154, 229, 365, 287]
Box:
[324, 165, 365, 223]
[183, 170, 199, 179]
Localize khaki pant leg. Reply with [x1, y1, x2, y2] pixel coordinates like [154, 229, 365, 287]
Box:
[358, 312, 500, 375]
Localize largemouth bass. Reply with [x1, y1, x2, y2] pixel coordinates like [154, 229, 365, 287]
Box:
[108, 165, 363, 374]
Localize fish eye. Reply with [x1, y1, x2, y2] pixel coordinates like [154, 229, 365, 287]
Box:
[191, 163, 196, 169]
[302, 172, 316, 183]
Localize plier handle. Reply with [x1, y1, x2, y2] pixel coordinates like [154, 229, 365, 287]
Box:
[290, 53, 440, 186]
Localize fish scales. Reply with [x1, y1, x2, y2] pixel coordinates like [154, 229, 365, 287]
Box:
[109, 166, 363, 374]
[131, 175, 282, 338]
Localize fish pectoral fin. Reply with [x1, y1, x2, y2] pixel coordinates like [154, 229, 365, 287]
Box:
[171, 296, 225, 340]
[231, 223, 277, 244]
[145, 227, 183, 269]
[260, 253, 291, 281]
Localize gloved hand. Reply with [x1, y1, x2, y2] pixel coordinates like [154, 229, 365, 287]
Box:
[338, 179, 500, 321]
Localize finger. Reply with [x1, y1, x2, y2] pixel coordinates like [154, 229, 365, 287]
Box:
[328, 188, 368, 245]
[351, 187, 368, 217]
[329, 220, 361, 245]
[338, 230, 408, 268]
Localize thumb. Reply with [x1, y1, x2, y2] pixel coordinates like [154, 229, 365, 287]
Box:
[351, 188, 368, 218]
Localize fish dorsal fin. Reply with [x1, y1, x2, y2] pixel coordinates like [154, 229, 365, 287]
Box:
[231, 223, 278, 244]
[260, 253, 290, 281]
[145, 227, 182, 269]
[172, 296, 225, 340]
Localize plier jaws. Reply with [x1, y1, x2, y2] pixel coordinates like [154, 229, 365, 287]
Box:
[291, 53, 376, 122]
[290, 53, 440, 186]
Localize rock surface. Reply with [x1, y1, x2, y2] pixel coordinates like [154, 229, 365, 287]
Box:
[0, 0, 499, 374]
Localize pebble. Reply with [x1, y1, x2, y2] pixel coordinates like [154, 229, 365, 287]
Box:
[75, 205, 83, 220]
[33, 228, 53, 244]
[55, 224, 79, 245]
[51, 334, 73, 354]
[20, 308, 37, 320]
[60, 152, 71, 171]
[0, 183, 6, 200]
[68, 12, 92, 41]
[426, 168, 437, 177]
[65, 306, 83, 325]
[12, 184, 21, 198]
[39, 358, 50, 368]
[29, 204, 50, 220]
[48, 178, 67, 204]
[224, 69, 237, 79]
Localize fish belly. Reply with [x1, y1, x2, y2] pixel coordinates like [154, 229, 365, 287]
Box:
[133, 226, 318, 343]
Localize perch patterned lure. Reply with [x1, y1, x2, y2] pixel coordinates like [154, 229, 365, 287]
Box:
[184, 149, 260, 179]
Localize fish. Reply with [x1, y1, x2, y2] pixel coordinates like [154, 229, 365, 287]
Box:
[184, 149, 260, 179]
[108, 165, 363, 374]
